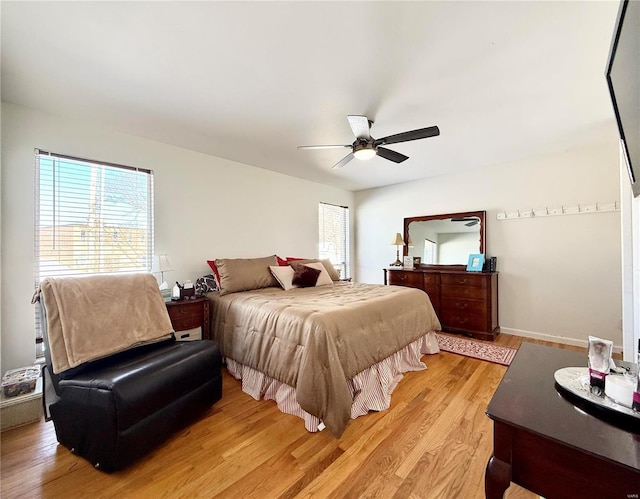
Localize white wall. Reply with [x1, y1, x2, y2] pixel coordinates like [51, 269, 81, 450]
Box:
[0, 103, 354, 372]
[355, 139, 623, 349]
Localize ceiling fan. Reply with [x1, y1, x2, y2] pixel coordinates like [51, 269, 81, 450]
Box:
[451, 217, 480, 227]
[298, 115, 440, 170]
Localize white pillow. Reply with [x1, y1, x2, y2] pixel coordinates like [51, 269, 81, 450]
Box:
[269, 265, 296, 291]
[304, 262, 333, 286]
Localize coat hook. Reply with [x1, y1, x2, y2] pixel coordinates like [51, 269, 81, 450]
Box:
[595, 202, 599, 211]
[561, 205, 565, 214]
[545, 206, 549, 215]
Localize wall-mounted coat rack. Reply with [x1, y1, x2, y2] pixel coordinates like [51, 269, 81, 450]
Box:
[496, 202, 619, 220]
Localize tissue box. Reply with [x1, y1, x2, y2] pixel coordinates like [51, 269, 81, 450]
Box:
[1, 366, 40, 397]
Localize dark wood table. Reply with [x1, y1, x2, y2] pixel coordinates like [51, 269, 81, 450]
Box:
[485, 343, 640, 498]
[165, 297, 210, 340]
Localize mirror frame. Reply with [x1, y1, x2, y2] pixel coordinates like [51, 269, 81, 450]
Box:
[403, 210, 486, 269]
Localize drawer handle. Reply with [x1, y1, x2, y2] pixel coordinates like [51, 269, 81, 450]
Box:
[455, 302, 469, 310]
[399, 275, 407, 280]
[456, 278, 468, 284]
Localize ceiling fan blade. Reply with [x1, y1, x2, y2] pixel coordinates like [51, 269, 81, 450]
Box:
[331, 153, 355, 170]
[347, 115, 371, 140]
[375, 125, 440, 146]
[298, 145, 351, 150]
[376, 147, 409, 163]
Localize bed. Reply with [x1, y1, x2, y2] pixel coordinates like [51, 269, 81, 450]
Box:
[205, 255, 441, 437]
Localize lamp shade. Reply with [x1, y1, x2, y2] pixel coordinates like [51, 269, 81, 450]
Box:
[158, 254, 173, 272]
[391, 233, 404, 246]
[152, 254, 173, 273]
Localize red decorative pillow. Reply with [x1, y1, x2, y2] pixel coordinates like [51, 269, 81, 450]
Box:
[276, 256, 288, 266]
[292, 264, 321, 288]
[286, 257, 306, 262]
[206, 260, 221, 285]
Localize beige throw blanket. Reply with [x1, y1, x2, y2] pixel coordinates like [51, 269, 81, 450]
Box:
[39, 274, 174, 374]
[208, 282, 441, 437]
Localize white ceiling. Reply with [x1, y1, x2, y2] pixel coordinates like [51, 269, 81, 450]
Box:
[1, 1, 621, 191]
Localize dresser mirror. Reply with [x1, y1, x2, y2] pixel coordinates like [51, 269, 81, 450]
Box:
[403, 211, 486, 266]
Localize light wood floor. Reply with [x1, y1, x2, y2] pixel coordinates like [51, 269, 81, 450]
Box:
[1, 334, 580, 498]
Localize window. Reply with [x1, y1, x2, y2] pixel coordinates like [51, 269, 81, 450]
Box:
[34, 149, 154, 355]
[318, 202, 350, 279]
[423, 238, 437, 264]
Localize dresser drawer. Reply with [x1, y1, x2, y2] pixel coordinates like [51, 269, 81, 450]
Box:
[174, 327, 203, 342]
[423, 273, 440, 286]
[422, 275, 440, 312]
[388, 271, 422, 288]
[425, 292, 439, 312]
[440, 309, 487, 332]
[441, 284, 488, 301]
[441, 298, 487, 316]
[423, 282, 439, 297]
[441, 273, 488, 288]
[166, 300, 207, 332]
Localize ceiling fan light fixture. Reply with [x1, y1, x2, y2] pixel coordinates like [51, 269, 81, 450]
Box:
[353, 143, 376, 160]
[297, 115, 439, 168]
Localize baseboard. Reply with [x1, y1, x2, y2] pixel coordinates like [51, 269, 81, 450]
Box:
[499, 327, 624, 355]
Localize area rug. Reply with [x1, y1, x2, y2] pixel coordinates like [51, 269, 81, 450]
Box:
[436, 333, 517, 366]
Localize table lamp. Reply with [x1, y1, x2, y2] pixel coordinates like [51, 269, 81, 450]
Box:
[390, 233, 404, 266]
[153, 254, 173, 290]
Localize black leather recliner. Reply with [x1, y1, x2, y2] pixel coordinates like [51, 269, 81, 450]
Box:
[37, 285, 222, 472]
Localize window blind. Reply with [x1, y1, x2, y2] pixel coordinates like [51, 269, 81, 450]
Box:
[34, 149, 154, 355]
[318, 202, 350, 279]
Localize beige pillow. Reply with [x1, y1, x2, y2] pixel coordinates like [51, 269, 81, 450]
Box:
[215, 255, 279, 295]
[289, 258, 341, 281]
[269, 265, 296, 291]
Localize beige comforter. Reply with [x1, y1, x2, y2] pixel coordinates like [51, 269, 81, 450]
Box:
[208, 282, 441, 437]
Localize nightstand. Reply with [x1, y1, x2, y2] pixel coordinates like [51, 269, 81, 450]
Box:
[165, 297, 210, 341]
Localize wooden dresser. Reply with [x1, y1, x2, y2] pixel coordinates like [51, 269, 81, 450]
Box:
[384, 268, 499, 341]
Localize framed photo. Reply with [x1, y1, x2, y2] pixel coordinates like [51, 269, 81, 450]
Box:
[413, 256, 421, 268]
[403, 256, 414, 270]
[466, 253, 485, 272]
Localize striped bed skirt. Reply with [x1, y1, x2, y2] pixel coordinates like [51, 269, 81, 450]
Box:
[225, 331, 440, 432]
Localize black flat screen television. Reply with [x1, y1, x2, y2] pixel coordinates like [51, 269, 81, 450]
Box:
[606, 0, 639, 198]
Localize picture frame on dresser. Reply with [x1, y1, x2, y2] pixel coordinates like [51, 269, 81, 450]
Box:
[466, 253, 485, 272]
